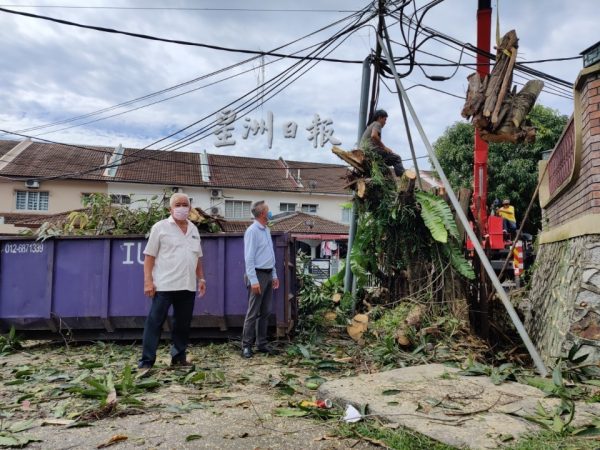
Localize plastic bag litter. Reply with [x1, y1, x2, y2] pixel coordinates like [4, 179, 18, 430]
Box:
[343, 404, 363, 423]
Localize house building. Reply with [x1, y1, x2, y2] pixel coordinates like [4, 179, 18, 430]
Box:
[0, 138, 352, 236]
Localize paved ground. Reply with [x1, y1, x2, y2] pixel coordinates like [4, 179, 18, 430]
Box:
[0, 341, 378, 450]
[319, 364, 600, 450]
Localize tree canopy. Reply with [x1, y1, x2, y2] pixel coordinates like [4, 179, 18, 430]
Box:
[433, 104, 568, 234]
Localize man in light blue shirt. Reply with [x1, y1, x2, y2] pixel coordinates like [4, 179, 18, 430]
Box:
[241, 200, 279, 358]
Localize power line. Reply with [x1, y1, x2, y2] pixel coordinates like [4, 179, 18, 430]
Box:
[405, 83, 465, 100]
[0, 5, 357, 13]
[405, 16, 574, 89]
[1, 5, 372, 139]
[387, 14, 575, 100]
[0, 7, 364, 64]
[27, 40, 341, 138]
[517, 56, 582, 64]
[0, 6, 376, 182]
[148, 11, 377, 153]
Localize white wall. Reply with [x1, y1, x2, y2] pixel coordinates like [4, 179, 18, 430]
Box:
[107, 183, 211, 211]
[211, 188, 351, 223]
[107, 183, 352, 224]
[0, 179, 107, 214]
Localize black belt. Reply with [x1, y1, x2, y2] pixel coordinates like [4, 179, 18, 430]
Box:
[255, 268, 272, 273]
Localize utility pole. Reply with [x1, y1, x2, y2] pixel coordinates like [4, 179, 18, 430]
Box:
[344, 56, 371, 295]
[345, 0, 386, 296]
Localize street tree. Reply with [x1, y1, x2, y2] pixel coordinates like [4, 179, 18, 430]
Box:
[433, 104, 568, 233]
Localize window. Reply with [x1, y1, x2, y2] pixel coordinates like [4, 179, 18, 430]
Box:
[341, 206, 352, 224]
[280, 202, 296, 213]
[16, 191, 49, 211]
[225, 200, 252, 219]
[110, 194, 131, 205]
[301, 204, 318, 214]
[81, 193, 131, 205]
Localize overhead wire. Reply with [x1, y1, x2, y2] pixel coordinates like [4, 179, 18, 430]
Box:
[2, 1, 576, 138]
[0, 5, 357, 13]
[398, 12, 574, 89]
[146, 9, 378, 152]
[0, 7, 371, 169]
[4, 5, 369, 137]
[385, 10, 574, 100]
[0, 7, 364, 64]
[162, 39, 367, 151]
[0, 5, 377, 182]
[28, 38, 354, 138]
[0, 1, 580, 184]
[0, 4, 374, 166]
[389, 4, 574, 94]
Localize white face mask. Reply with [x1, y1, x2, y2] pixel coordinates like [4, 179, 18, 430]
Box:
[173, 206, 190, 221]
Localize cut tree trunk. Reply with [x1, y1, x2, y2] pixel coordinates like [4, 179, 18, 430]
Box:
[396, 169, 417, 193]
[332, 146, 365, 172]
[357, 179, 367, 198]
[460, 30, 544, 144]
[491, 46, 518, 127]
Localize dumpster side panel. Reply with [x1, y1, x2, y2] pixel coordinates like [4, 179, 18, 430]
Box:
[194, 236, 224, 317]
[0, 233, 294, 337]
[109, 239, 149, 317]
[273, 235, 287, 326]
[223, 235, 247, 317]
[0, 240, 52, 321]
[53, 240, 105, 320]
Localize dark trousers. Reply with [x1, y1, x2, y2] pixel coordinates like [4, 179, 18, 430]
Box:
[503, 219, 517, 234]
[374, 147, 405, 176]
[242, 271, 273, 349]
[139, 290, 195, 367]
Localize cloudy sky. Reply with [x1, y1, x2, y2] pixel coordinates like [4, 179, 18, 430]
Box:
[0, 0, 597, 170]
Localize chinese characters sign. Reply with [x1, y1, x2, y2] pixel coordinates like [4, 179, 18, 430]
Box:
[213, 110, 342, 149]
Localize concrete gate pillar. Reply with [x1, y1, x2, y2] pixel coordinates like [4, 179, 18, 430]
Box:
[528, 43, 600, 365]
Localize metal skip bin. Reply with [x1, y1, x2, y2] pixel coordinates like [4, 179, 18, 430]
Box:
[0, 233, 295, 339]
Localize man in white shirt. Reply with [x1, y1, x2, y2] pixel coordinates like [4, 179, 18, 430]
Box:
[241, 201, 279, 358]
[138, 193, 206, 369]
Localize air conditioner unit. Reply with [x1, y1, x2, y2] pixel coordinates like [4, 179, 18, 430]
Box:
[25, 180, 40, 189]
[209, 205, 224, 217]
[210, 189, 223, 199]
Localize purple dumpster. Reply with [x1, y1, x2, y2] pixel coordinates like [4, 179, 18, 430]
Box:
[0, 233, 296, 339]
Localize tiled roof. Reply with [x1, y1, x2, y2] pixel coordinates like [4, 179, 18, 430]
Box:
[285, 160, 350, 194]
[0, 141, 110, 180]
[417, 170, 444, 191]
[220, 220, 250, 233]
[0, 140, 19, 158]
[271, 211, 348, 234]
[220, 212, 348, 235]
[208, 154, 349, 194]
[1, 212, 54, 226]
[116, 149, 205, 185]
[0, 139, 350, 193]
[208, 154, 296, 191]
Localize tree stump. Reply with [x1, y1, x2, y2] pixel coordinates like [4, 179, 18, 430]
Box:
[396, 169, 417, 193]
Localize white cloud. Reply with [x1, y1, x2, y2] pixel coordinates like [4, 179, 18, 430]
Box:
[0, 0, 595, 171]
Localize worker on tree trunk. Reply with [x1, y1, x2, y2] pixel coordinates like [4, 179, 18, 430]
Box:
[360, 109, 405, 177]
